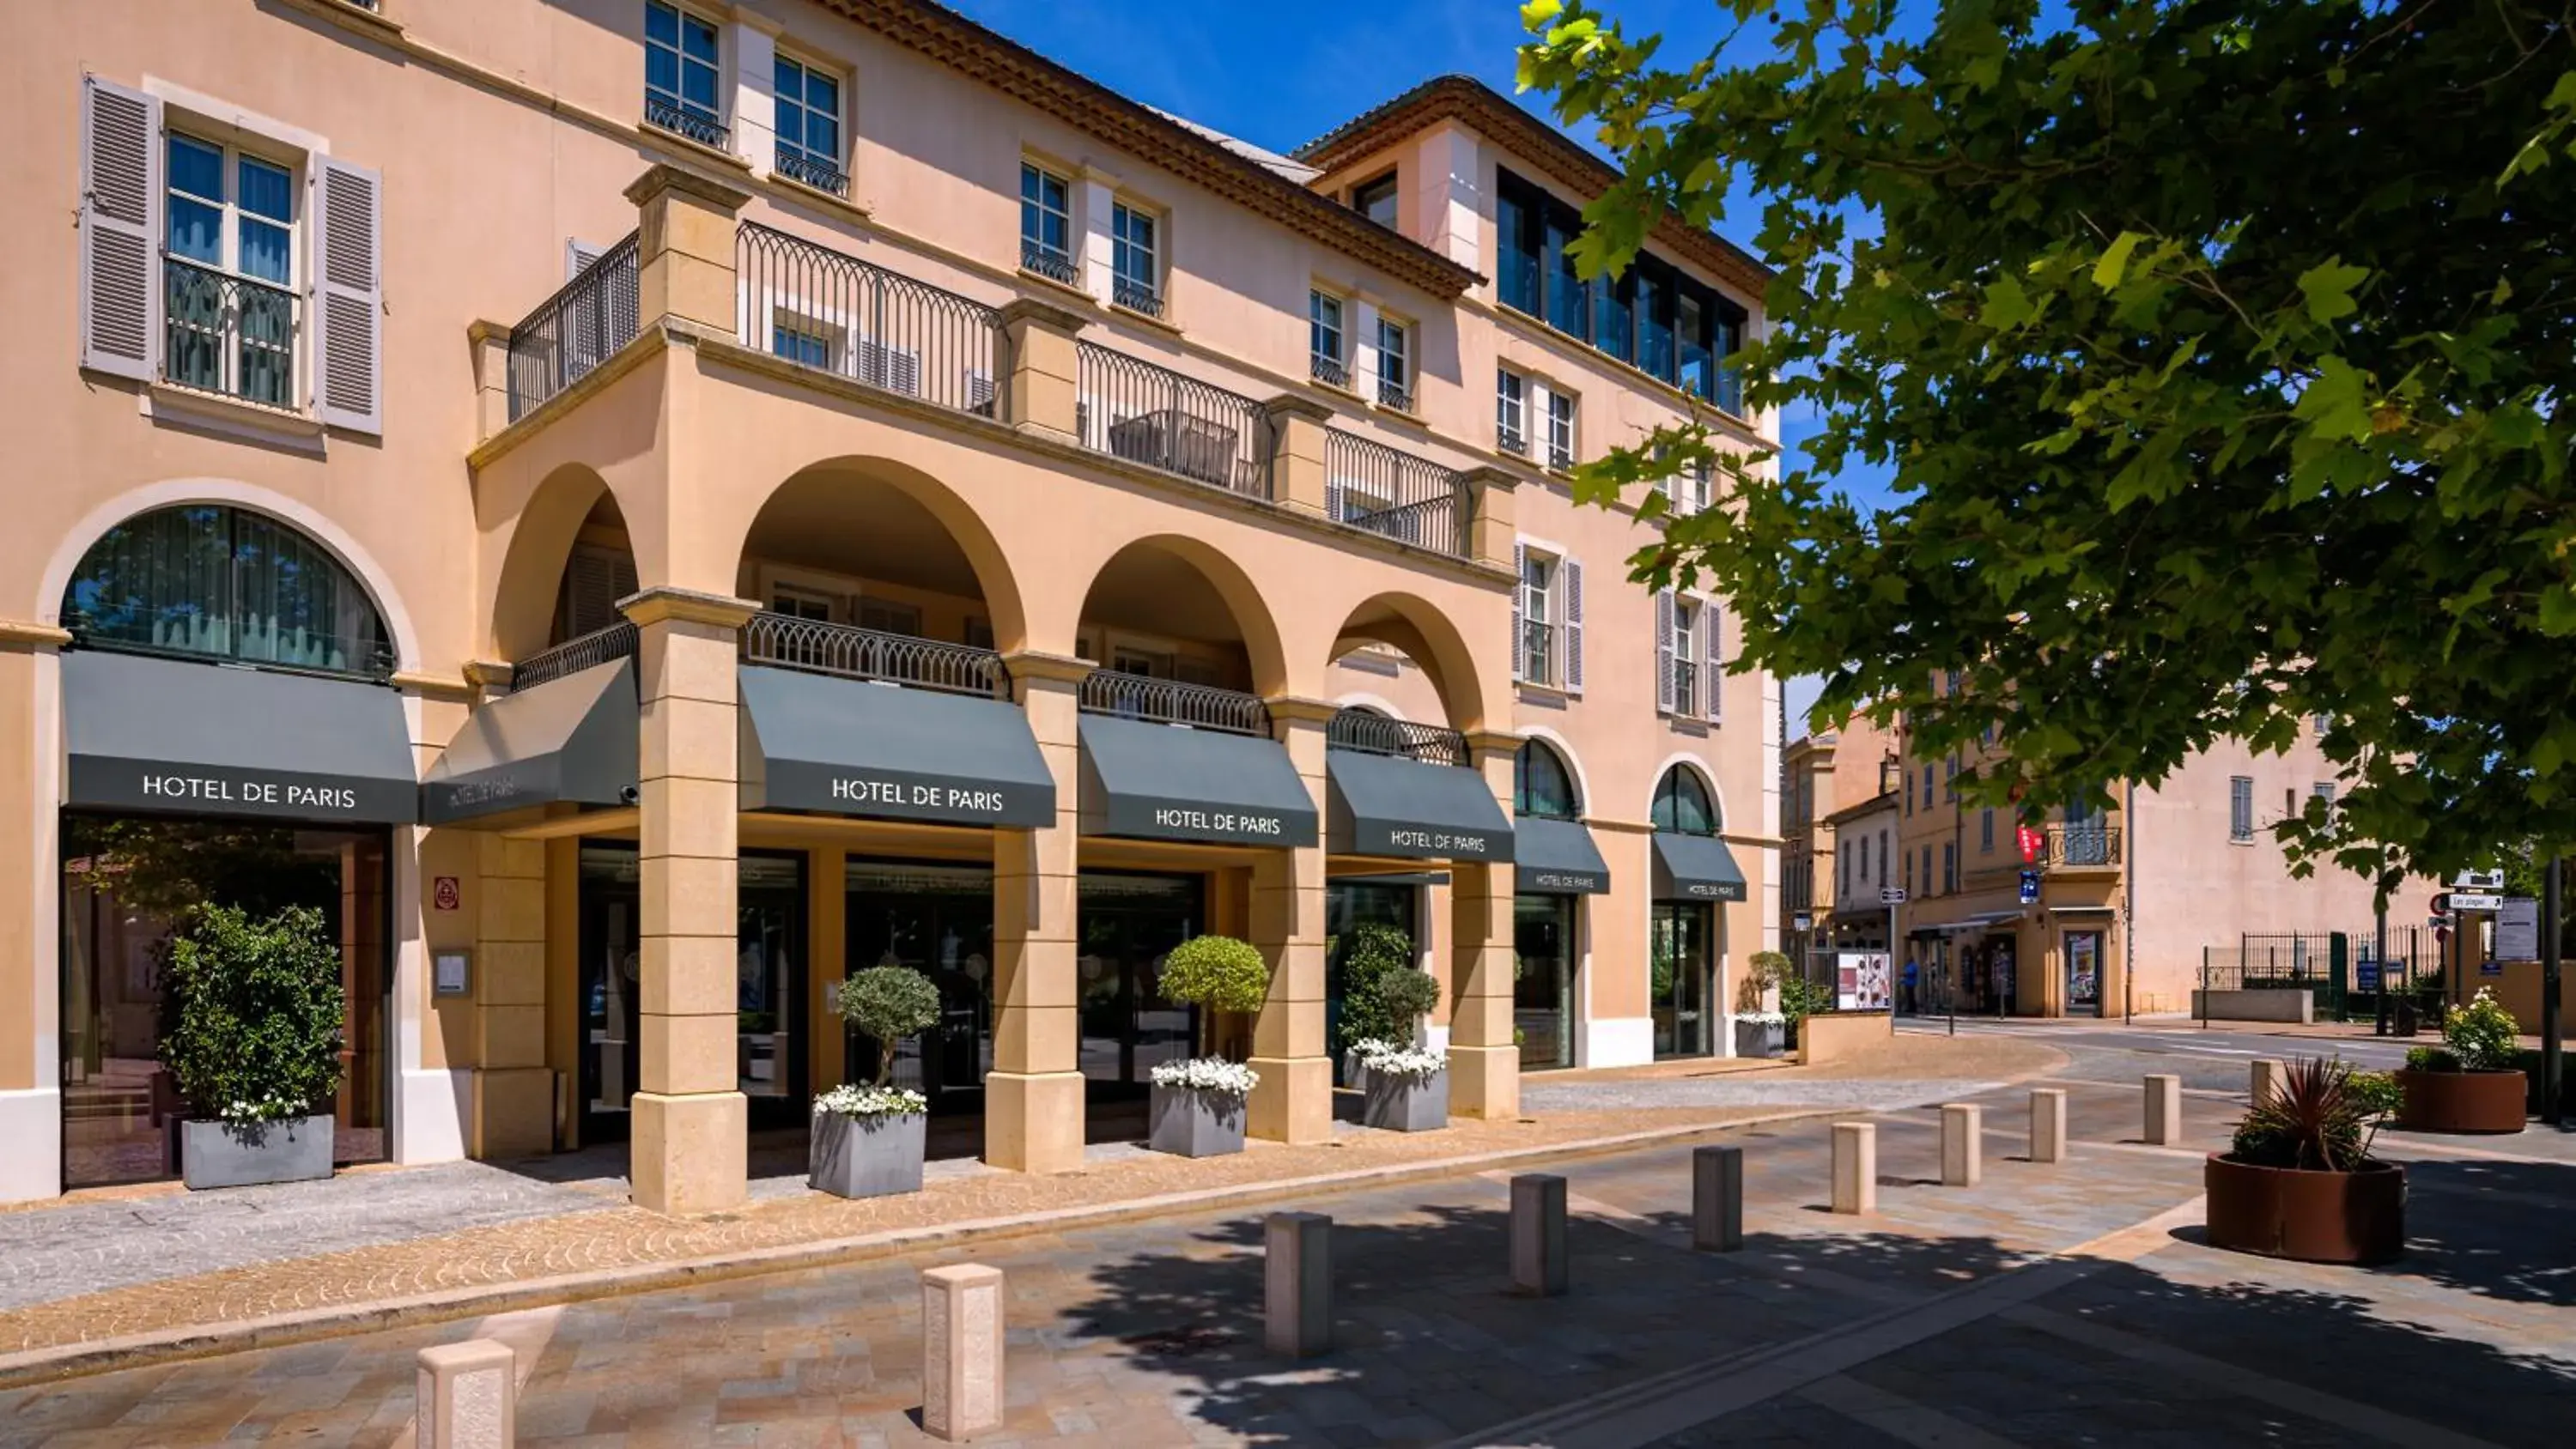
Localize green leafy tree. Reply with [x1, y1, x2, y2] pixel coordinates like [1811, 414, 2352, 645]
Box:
[1373, 965, 1445, 1041]
[1161, 934, 1271, 1059]
[160, 903, 346, 1128]
[1519, 1, 2576, 890]
[1335, 923, 1419, 1052]
[829, 966, 942, 1087]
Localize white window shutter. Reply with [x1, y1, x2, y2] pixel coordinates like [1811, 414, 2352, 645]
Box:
[1564, 558, 1584, 693]
[567, 239, 605, 281]
[313, 155, 384, 433]
[1510, 543, 1527, 682]
[1656, 588, 1675, 713]
[1705, 600, 1723, 722]
[80, 76, 161, 382]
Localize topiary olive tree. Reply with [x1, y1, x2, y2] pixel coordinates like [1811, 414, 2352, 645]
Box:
[1374, 967, 1443, 1046]
[1160, 934, 1270, 1060]
[829, 966, 942, 1087]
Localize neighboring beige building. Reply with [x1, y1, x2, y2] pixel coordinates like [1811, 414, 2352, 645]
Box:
[1886, 695, 2430, 1017]
[2, 3, 1778, 1205]
[1780, 711, 1893, 967]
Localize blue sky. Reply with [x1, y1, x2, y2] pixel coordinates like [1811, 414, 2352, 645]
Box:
[947, 0, 1874, 735]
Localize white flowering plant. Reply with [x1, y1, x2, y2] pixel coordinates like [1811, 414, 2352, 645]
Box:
[1150, 1058, 1261, 1096]
[812, 1084, 929, 1119]
[1356, 1041, 1448, 1082]
[219, 1093, 306, 1127]
[1738, 1010, 1789, 1028]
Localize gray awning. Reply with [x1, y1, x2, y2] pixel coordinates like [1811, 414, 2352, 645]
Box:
[1326, 750, 1512, 862]
[422, 659, 637, 824]
[1651, 831, 1747, 902]
[738, 664, 1054, 827]
[1513, 816, 1610, 894]
[1078, 715, 1317, 847]
[62, 650, 417, 824]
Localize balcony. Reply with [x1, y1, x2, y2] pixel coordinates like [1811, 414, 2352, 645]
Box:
[1498, 421, 1529, 458]
[1311, 353, 1350, 390]
[513, 621, 638, 692]
[1112, 276, 1164, 318]
[1326, 430, 1468, 558]
[1377, 375, 1412, 412]
[2036, 823, 2122, 870]
[1078, 672, 1268, 736]
[1020, 239, 1080, 288]
[1077, 344, 1270, 499]
[644, 95, 728, 150]
[740, 612, 1010, 699]
[739, 223, 999, 416]
[774, 146, 849, 198]
[1327, 708, 1469, 767]
[506, 231, 639, 421]
[163, 257, 297, 409]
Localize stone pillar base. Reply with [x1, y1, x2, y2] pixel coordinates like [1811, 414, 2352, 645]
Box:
[631, 1089, 748, 1215]
[468, 1066, 556, 1160]
[985, 1070, 1085, 1173]
[1246, 1055, 1332, 1144]
[1448, 1044, 1520, 1119]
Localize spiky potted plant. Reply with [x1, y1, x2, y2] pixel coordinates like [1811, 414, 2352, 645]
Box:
[812, 966, 940, 1197]
[161, 903, 345, 1190]
[1359, 967, 1449, 1131]
[1148, 935, 1268, 1156]
[2395, 987, 2528, 1134]
[2205, 1056, 2406, 1264]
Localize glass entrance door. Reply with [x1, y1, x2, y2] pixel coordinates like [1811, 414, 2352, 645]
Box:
[2064, 930, 2104, 1016]
[1077, 872, 1203, 1092]
[1514, 894, 1575, 1070]
[1651, 902, 1715, 1058]
[1327, 880, 1419, 1073]
[578, 847, 641, 1141]
[845, 859, 996, 1113]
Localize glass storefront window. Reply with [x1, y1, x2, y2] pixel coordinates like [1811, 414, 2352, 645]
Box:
[1327, 880, 1420, 1070]
[845, 859, 997, 1107]
[1076, 872, 1202, 1089]
[1514, 894, 1575, 1070]
[1651, 902, 1714, 1058]
[61, 505, 394, 678]
[60, 817, 389, 1189]
[1652, 767, 1720, 835]
[1514, 740, 1580, 820]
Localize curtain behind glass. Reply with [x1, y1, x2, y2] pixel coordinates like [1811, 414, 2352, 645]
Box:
[63, 506, 391, 676]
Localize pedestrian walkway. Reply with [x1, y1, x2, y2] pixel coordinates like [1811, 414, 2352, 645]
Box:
[8, 1061, 2572, 1446]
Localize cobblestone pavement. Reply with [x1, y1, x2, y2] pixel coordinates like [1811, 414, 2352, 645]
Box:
[7, 1039, 2573, 1447]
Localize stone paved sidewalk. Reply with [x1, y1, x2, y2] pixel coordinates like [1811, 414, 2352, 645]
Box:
[0, 1034, 2060, 1371]
[7, 1061, 2571, 1446]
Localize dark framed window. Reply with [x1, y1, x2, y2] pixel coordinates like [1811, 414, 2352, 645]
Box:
[62, 504, 393, 678]
[1593, 268, 1633, 365]
[1493, 170, 1748, 409]
[1352, 171, 1399, 229]
[1544, 205, 1588, 339]
[1495, 175, 1543, 316]
[1514, 739, 1580, 820]
[1651, 766, 1718, 836]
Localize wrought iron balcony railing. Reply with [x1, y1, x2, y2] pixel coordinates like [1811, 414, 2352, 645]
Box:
[1020, 240, 1080, 287]
[740, 612, 1008, 699]
[1324, 430, 1469, 559]
[644, 95, 728, 149]
[1326, 708, 1469, 767]
[1078, 672, 1268, 736]
[163, 257, 297, 409]
[506, 230, 639, 421]
[774, 146, 849, 198]
[1498, 421, 1529, 457]
[1075, 344, 1271, 499]
[1376, 375, 1412, 412]
[513, 622, 639, 692]
[2038, 823, 2123, 869]
[1112, 276, 1163, 318]
[1311, 354, 1349, 389]
[738, 222, 1000, 417]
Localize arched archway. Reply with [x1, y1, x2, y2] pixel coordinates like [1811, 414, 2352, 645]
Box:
[727, 457, 1027, 656]
[488, 462, 627, 664]
[1073, 536, 1290, 701]
[58, 502, 397, 678]
[1325, 591, 1492, 732]
[1513, 729, 1593, 821]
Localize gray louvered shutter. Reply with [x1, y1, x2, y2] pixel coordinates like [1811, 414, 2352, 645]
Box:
[1564, 559, 1584, 693]
[1510, 543, 1527, 682]
[1656, 588, 1675, 713]
[566, 239, 605, 280]
[313, 155, 383, 433]
[562, 545, 638, 640]
[1704, 599, 1722, 722]
[80, 76, 161, 381]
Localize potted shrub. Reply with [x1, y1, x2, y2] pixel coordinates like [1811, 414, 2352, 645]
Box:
[1359, 967, 1448, 1131]
[161, 903, 346, 1191]
[1734, 1009, 1789, 1058]
[1147, 934, 1270, 1157]
[2205, 1056, 2406, 1265]
[2395, 987, 2528, 1134]
[1334, 922, 1416, 1088]
[1779, 976, 1833, 1052]
[812, 966, 940, 1197]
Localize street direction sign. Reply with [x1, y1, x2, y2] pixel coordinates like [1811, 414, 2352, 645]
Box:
[2446, 892, 2504, 912]
[1881, 887, 1907, 904]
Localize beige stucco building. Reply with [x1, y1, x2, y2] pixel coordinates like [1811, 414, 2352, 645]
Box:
[0, 1, 1778, 1207]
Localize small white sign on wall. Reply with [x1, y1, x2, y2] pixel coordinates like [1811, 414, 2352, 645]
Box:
[2494, 898, 2539, 963]
[433, 949, 472, 997]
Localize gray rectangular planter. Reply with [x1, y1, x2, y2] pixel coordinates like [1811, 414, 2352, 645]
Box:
[1148, 1084, 1249, 1157]
[179, 1114, 333, 1190]
[1340, 1047, 1370, 1093]
[1734, 1019, 1786, 1059]
[810, 1110, 927, 1198]
[1362, 1070, 1449, 1131]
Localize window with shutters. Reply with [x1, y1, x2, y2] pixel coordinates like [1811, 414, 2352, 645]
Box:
[161, 131, 298, 409]
[560, 544, 640, 641]
[644, 2, 727, 148]
[2229, 775, 2255, 841]
[1670, 597, 1701, 718]
[1518, 549, 1557, 687]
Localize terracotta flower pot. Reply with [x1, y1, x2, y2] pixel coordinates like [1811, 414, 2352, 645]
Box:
[2394, 1069, 2527, 1135]
[2204, 1155, 2404, 1265]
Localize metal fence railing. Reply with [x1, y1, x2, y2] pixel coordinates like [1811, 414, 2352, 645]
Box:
[2037, 823, 2123, 868]
[1078, 673, 1267, 736]
[737, 222, 1001, 417]
[1325, 430, 1471, 558]
[1076, 343, 1271, 498]
[164, 257, 298, 409]
[1325, 708, 1469, 767]
[513, 622, 638, 692]
[740, 612, 1008, 699]
[507, 230, 639, 421]
[2200, 926, 2448, 1028]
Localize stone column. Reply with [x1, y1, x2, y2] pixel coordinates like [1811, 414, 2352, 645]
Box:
[1249, 698, 1334, 1145]
[1262, 396, 1334, 518]
[622, 585, 759, 1215]
[1460, 465, 1520, 571]
[470, 834, 552, 1158]
[0, 621, 69, 1203]
[997, 298, 1087, 443]
[625, 165, 750, 336]
[1449, 733, 1520, 1119]
[465, 322, 513, 440]
[988, 652, 1091, 1173]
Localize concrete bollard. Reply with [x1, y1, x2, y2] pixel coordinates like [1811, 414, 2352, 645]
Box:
[2251, 1058, 2286, 1107]
[2029, 1088, 2069, 1165]
[1265, 1211, 1332, 1358]
[1940, 1103, 1984, 1187]
[1692, 1144, 1744, 1252]
[416, 1339, 516, 1449]
[920, 1264, 1005, 1442]
[1830, 1122, 1877, 1215]
[1509, 1173, 1569, 1296]
[2144, 1075, 2184, 1146]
